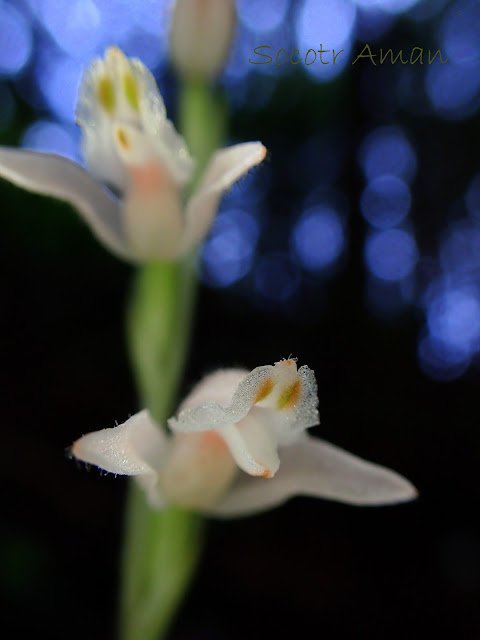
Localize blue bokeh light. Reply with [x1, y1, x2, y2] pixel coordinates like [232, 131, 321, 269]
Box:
[429, 0, 480, 119]
[409, 0, 449, 22]
[226, 27, 262, 82]
[201, 209, 260, 288]
[427, 287, 480, 353]
[39, 0, 102, 59]
[295, 0, 356, 81]
[121, 29, 165, 70]
[355, 7, 394, 42]
[237, 0, 290, 34]
[35, 54, 84, 122]
[426, 62, 480, 120]
[365, 229, 418, 281]
[361, 176, 411, 229]
[351, 0, 421, 14]
[418, 334, 471, 382]
[0, 2, 33, 77]
[292, 206, 345, 271]
[94, 0, 170, 39]
[359, 126, 417, 183]
[21, 120, 80, 160]
[439, 0, 480, 68]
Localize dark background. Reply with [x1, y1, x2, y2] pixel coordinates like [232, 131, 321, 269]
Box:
[1, 1, 479, 638]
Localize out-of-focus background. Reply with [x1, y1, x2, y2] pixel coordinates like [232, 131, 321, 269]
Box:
[1, 0, 479, 638]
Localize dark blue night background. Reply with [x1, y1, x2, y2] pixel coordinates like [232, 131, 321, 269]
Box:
[1, 1, 479, 638]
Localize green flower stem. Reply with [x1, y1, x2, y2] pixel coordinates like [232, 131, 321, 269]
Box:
[179, 77, 227, 182]
[120, 259, 201, 640]
[127, 259, 197, 422]
[119, 78, 227, 640]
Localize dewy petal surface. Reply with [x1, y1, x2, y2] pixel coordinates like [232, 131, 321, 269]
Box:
[169, 359, 319, 437]
[168, 360, 318, 481]
[181, 142, 267, 253]
[72, 410, 168, 476]
[72, 410, 169, 507]
[0, 148, 133, 260]
[168, 365, 274, 433]
[210, 435, 417, 517]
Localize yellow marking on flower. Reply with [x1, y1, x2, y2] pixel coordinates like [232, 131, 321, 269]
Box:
[124, 73, 139, 112]
[255, 377, 274, 403]
[277, 379, 301, 410]
[260, 470, 273, 478]
[98, 76, 115, 114]
[116, 127, 130, 150]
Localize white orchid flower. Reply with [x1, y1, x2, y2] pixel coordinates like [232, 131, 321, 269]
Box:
[0, 47, 266, 262]
[72, 359, 417, 517]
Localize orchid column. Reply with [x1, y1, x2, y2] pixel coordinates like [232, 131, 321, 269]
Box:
[122, 2, 237, 639]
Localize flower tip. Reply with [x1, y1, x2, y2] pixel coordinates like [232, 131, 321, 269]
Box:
[105, 45, 124, 63]
[407, 483, 419, 501]
[388, 477, 419, 505]
[70, 439, 81, 460]
[253, 462, 278, 479]
[70, 434, 94, 465]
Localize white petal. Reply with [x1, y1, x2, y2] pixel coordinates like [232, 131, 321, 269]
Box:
[0, 148, 134, 261]
[220, 408, 280, 477]
[76, 47, 193, 189]
[72, 410, 167, 474]
[168, 365, 275, 433]
[210, 436, 418, 517]
[181, 142, 266, 253]
[75, 54, 131, 192]
[72, 410, 169, 508]
[145, 115, 194, 186]
[128, 54, 194, 184]
[111, 126, 185, 259]
[169, 359, 319, 444]
[257, 359, 319, 444]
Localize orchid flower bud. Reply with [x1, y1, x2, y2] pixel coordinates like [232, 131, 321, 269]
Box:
[169, 0, 236, 79]
[72, 359, 417, 517]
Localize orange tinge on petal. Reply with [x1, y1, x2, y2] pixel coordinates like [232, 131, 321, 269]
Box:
[255, 377, 274, 404]
[123, 162, 184, 259]
[161, 431, 237, 509]
[129, 163, 168, 195]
